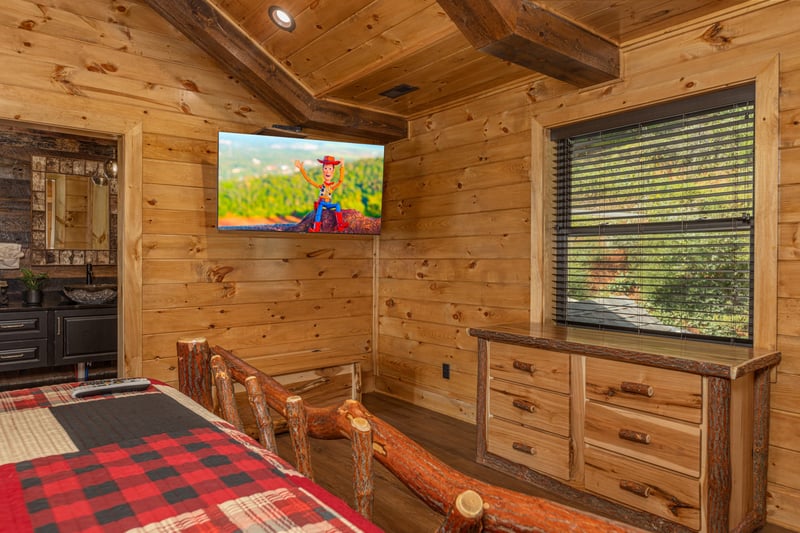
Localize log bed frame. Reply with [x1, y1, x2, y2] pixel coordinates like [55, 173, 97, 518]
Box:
[176, 337, 641, 532]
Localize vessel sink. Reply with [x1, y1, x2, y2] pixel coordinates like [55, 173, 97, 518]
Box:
[63, 284, 117, 305]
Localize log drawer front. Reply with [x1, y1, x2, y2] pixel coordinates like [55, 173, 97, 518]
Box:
[0, 310, 49, 371]
[487, 342, 571, 480]
[489, 343, 570, 394]
[584, 445, 700, 530]
[488, 416, 571, 480]
[585, 358, 703, 424]
[584, 358, 702, 475]
[471, 324, 781, 533]
[584, 359, 703, 529]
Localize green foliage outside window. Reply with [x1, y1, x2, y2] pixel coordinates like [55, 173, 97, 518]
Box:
[555, 92, 755, 343]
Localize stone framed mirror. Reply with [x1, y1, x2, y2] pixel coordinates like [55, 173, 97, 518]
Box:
[30, 155, 118, 266]
[0, 122, 118, 267]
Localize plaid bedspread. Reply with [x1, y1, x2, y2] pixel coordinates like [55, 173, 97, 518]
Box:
[0, 382, 381, 532]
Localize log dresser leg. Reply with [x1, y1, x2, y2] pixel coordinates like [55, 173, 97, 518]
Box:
[747, 367, 772, 530]
[475, 338, 489, 461]
[706, 376, 732, 533]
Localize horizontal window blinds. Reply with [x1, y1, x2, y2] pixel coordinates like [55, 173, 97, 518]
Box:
[552, 87, 755, 344]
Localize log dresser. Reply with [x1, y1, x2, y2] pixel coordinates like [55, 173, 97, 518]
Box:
[468, 323, 781, 533]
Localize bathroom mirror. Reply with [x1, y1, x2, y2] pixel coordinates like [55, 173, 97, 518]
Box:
[30, 155, 117, 266]
[45, 172, 109, 250]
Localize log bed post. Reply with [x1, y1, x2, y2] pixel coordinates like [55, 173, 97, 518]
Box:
[437, 490, 485, 532]
[351, 415, 374, 519]
[286, 395, 314, 480]
[176, 337, 213, 411]
[210, 355, 244, 432]
[245, 376, 278, 454]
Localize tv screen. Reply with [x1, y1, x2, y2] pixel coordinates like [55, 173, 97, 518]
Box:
[217, 131, 385, 235]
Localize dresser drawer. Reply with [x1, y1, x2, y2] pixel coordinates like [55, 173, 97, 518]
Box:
[0, 338, 49, 371]
[584, 401, 701, 477]
[487, 417, 571, 480]
[584, 445, 700, 530]
[0, 311, 48, 341]
[489, 379, 570, 437]
[585, 358, 702, 423]
[489, 343, 570, 393]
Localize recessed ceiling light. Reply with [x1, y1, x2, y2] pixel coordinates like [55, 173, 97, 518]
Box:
[268, 6, 295, 32]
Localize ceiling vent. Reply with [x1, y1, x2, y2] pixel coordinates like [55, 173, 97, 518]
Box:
[379, 84, 419, 99]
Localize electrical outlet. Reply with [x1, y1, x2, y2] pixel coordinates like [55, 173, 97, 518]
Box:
[442, 363, 450, 379]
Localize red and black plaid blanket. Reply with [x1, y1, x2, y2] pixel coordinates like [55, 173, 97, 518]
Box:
[0, 382, 381, 532]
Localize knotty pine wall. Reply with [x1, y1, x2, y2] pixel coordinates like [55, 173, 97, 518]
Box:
[377, 97, 533, 418]
[376, 1, 800, 528]
[0, 0, 375, 385]
[3, 0, 800, 529]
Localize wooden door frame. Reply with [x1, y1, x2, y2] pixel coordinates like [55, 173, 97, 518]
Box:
[0, 104, 143, 376]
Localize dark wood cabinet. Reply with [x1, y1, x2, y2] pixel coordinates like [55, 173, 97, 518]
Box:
[0, 310, 49, 371]
[53, 307, 117, 365]
[0, 307, 117, 375]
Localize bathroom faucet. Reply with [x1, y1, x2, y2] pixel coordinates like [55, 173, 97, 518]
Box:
[86, 263, 94, 285]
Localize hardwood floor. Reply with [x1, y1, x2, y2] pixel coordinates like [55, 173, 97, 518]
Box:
[273, 392, 793, 533]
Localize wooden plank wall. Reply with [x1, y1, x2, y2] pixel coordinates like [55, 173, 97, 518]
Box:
[376, 0, 800, 528]
[378, 95, 533, 419]
[2, 0, 800, 529]
[0, 0, 374, 383]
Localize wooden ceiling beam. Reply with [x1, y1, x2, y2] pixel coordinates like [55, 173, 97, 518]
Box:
[141, 0, 407, 143]
[436, 0, 619, 87]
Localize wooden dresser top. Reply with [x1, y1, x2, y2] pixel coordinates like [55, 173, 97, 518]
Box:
[468, 323, 780, 379]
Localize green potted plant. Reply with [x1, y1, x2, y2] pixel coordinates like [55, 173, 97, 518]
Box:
[20, 268, 48, 305]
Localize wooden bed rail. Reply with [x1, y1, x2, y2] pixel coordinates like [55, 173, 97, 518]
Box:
[177, 337, 641, 533]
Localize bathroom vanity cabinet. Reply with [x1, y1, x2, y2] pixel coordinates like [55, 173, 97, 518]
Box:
[0, 310, 49, 371]
[0, 302, 117, 372]
[53, 307, 117, 365]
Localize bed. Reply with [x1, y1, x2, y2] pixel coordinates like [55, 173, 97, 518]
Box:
[0, 379, 379, 532]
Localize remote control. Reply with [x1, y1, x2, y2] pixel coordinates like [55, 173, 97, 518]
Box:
[71, 377, 152, 399]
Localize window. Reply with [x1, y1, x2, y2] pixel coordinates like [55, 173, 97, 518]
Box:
[551, 85, 755, 344]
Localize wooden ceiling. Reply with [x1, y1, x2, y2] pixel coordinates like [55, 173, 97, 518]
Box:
[143, 0, 754, 142]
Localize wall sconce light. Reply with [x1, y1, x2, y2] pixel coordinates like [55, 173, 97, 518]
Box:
[91, 160, 117, 186]
[104, 160, 118, 180]
[268, 6, 296, 32]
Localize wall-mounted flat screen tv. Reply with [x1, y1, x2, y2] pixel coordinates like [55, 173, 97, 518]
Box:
[217, 131, 385, 235]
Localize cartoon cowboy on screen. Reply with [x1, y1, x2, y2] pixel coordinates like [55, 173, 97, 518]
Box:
[295, 155, 350, 233]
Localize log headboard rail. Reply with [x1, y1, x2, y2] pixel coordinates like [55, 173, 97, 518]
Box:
[176, 337, 641, 533]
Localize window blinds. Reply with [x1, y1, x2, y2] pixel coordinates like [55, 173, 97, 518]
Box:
[551, 86, 755, 344]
